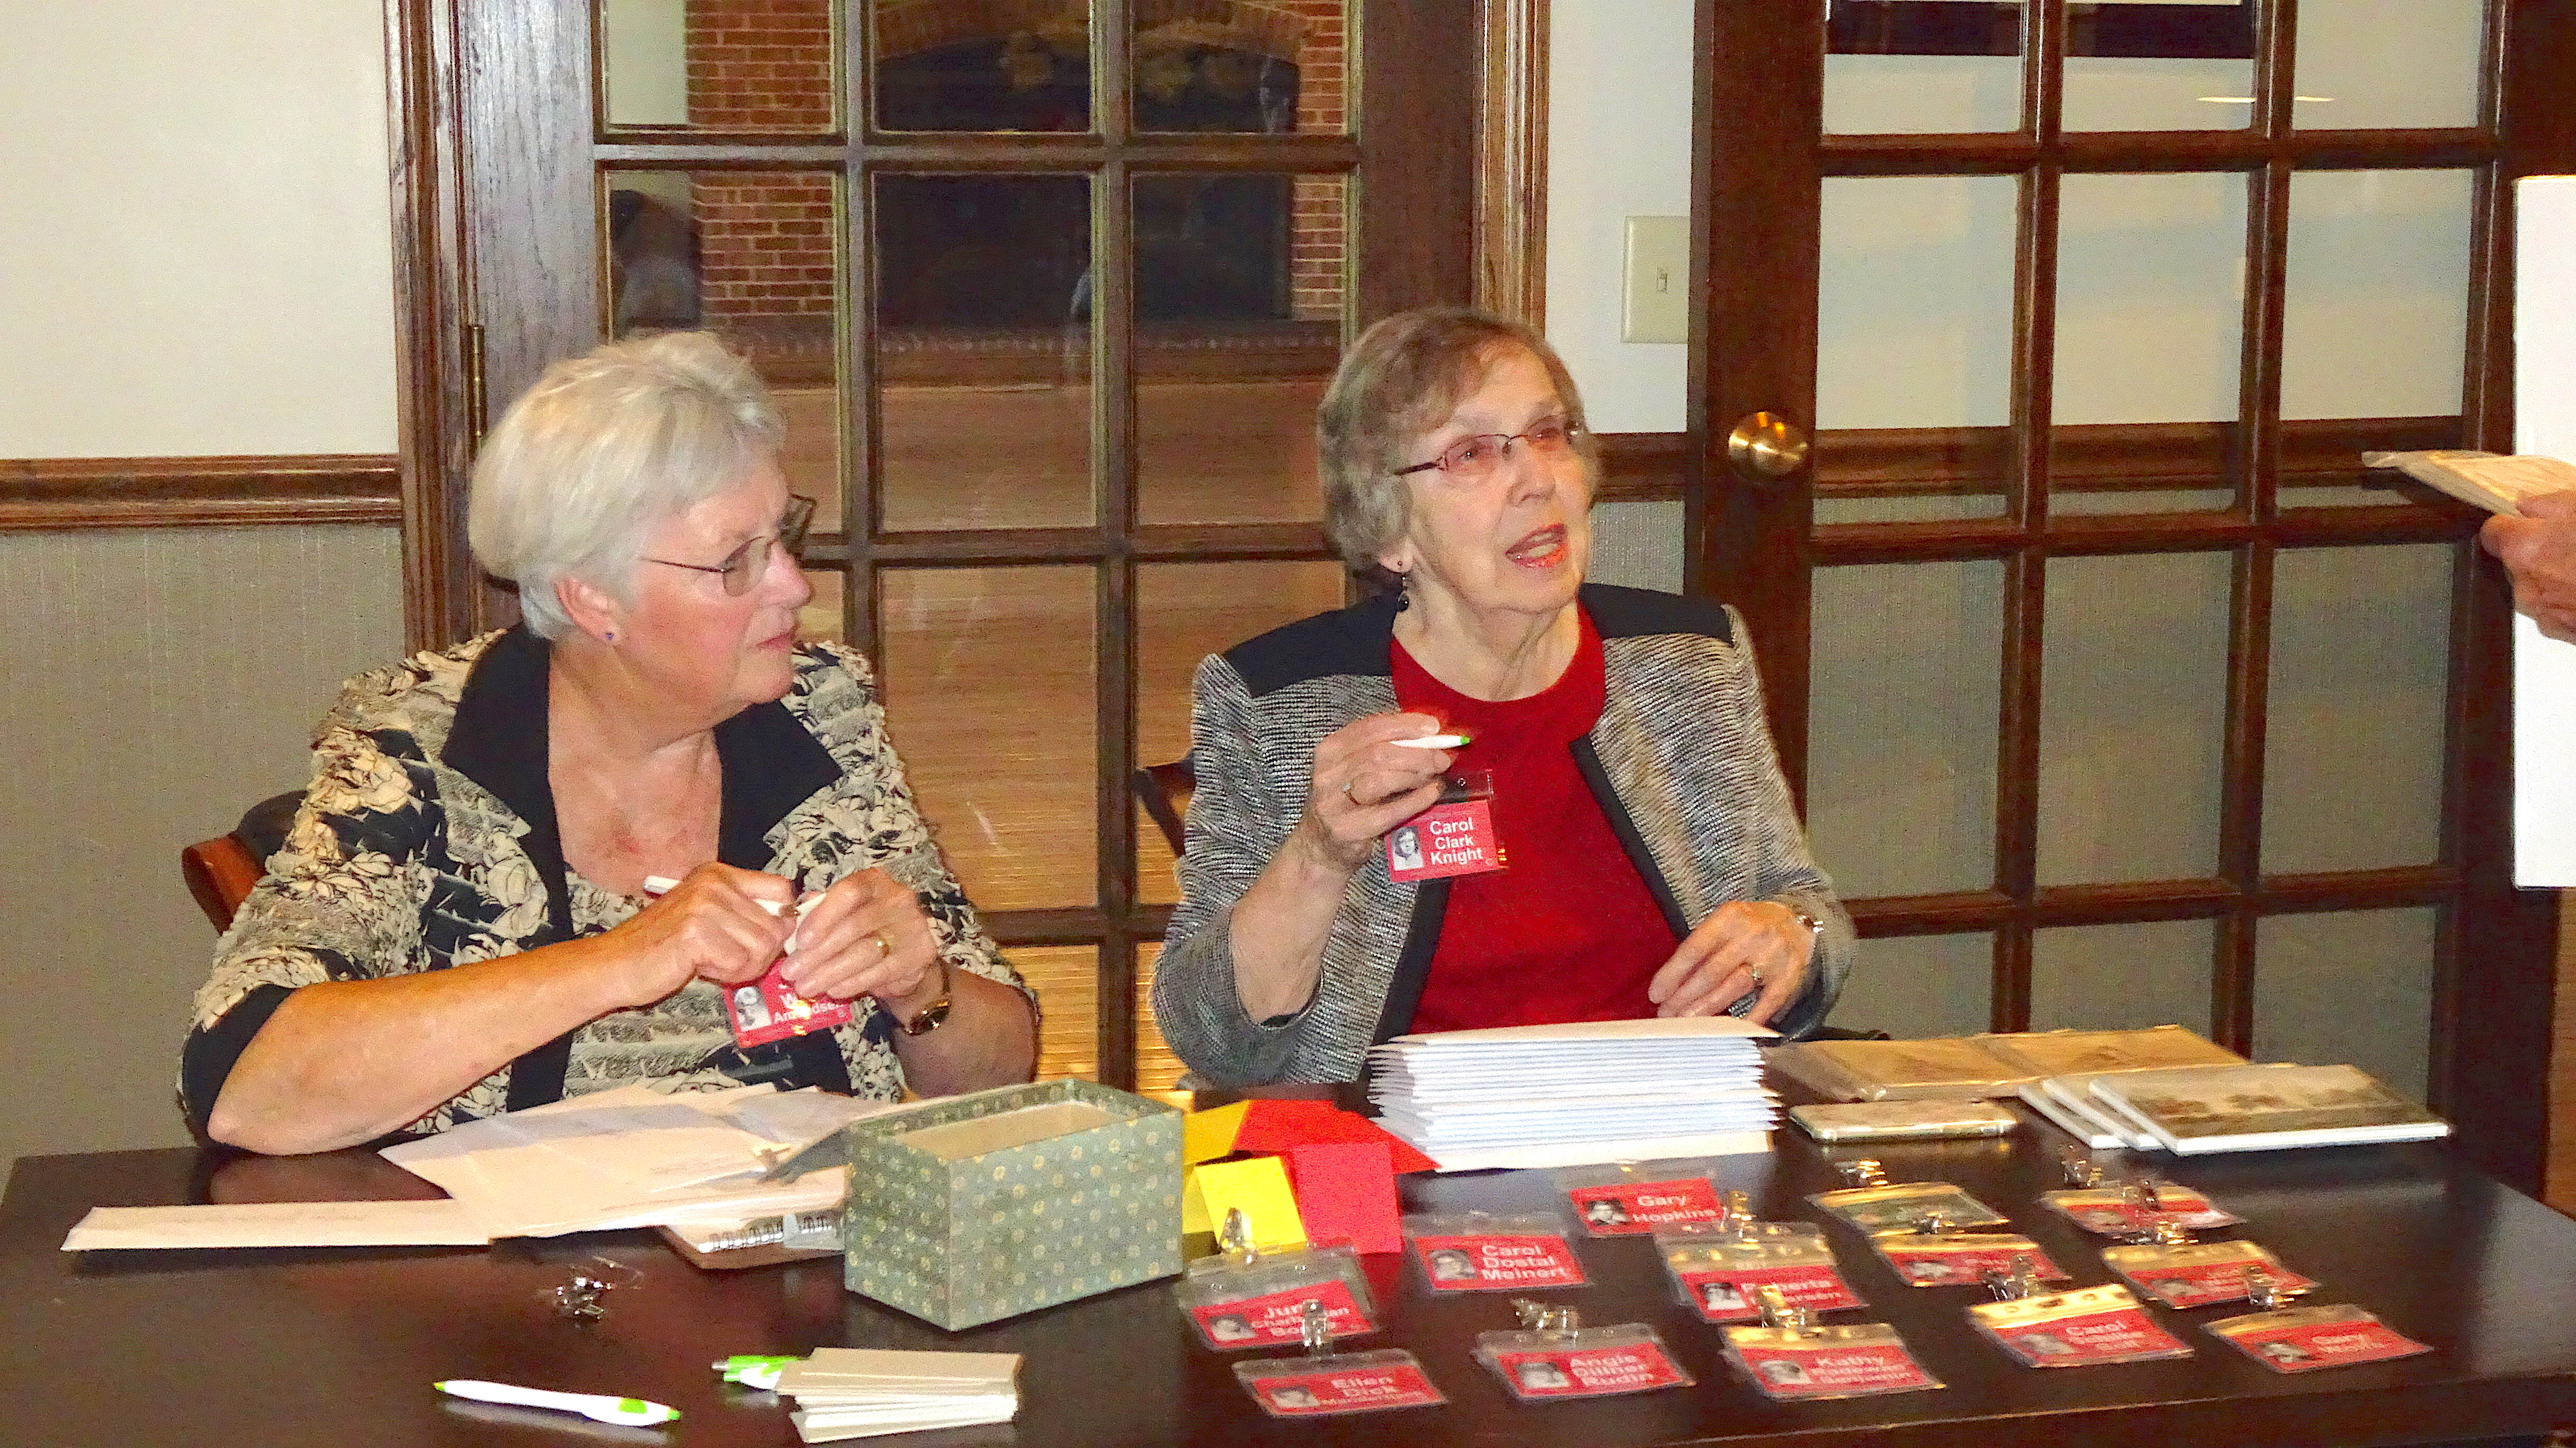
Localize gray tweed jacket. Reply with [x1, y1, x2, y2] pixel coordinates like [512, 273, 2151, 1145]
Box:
[1153, 583, 1854, 1086]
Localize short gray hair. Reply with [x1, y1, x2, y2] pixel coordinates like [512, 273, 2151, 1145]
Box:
[1317, 307, 1598, 594]
[467, 331, 785, 639]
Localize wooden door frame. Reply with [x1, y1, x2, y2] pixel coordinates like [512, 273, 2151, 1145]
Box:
[1692, 0, 2574, 1192]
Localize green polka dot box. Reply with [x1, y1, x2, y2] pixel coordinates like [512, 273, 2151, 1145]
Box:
[840, 1077, 1186, 1330]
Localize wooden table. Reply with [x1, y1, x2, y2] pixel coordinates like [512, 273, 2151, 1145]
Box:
[7, 1112, 2576, 1447]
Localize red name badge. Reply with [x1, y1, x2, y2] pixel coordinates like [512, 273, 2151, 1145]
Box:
[1880, 1241, 2069, 1288]
[1990, 1306, 2191, 1367]
[2128, 1260, 2318, 1310]
[1679, 1264, 1865, 1324]
[1734, 1341, 1940, 1400]
[1188, 1280, 1374, 1350]
[726, 959, 853, 1049]
[1490, 1343, 1690, 1400]
[1413, 1232, 1586, 1291]
[1243, 1360, 1446, 1415]
[1387, 800, 1504, 881]
[2213, 1308, 2433, 1373]
[1568, 1178, 1723, 1237]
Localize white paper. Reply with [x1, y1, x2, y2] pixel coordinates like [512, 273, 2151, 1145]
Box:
[62, 1198, 488, 1251]
[2515, 175, 2576, 886]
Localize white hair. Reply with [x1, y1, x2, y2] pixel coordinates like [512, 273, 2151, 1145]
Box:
[467, 331, 786, 639]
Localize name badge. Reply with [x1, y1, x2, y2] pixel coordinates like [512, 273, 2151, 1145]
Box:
[1387, 771, 1504, 882]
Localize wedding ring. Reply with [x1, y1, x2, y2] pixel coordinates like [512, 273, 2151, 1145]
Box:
[869, 931, 892, 959]
[1746, 966, 1766, 988]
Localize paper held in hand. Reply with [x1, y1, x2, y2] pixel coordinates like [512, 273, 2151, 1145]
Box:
[2362, 449, 2576, 515]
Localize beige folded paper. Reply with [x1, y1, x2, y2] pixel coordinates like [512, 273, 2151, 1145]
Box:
[62, 1198, 488, 1251]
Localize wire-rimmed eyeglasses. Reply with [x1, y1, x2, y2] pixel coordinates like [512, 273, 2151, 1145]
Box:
[1393, 416, 1582, 480]
[642, 493, 817, 597]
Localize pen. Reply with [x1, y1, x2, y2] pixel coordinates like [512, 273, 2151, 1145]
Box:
[434, 1380, 680, 1426]
[713, 1354, 801, 1390]
[1392, 732, 1473, 749]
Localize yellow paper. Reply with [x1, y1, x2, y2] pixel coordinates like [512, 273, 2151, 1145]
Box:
[1182, 1101, 1251, 1165]
[1186, 1156, 1307, 1250]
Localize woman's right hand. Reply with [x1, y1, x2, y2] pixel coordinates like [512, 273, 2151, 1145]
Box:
[603, 863, 798, 1008]
[1293, 712, 1457, 874]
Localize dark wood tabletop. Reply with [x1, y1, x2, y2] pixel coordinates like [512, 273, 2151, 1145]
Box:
[8, 1104, 2576, 1448]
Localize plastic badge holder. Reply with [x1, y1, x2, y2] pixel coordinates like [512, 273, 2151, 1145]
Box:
[1554, 1159, 1727, 1238]
[2042, 1180, 2242, 1238]
[1476, 1302, 1693, 1402]
[1721, 1284, 1944, 1402]
[1179, 1211, 1378, 1351]
[1871, 1225, 2069, 1289]
[2205, 1303, 2433, 1373]
[1967, 1283, 2195, 1367]
[1808, 1160, 2009, 1235]
[2103, 1239, 2317, 1310]
[1656, 1199, 1861, 1324]
[1233, 1300, 1447, 1417]
[1405, 1212, 1585, 1292]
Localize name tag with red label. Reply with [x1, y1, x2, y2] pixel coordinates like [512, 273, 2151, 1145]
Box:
[1486, 1342, 1691, 1400]
[1567, 1178, 1724, 1236]
[2208, 1305, 2433, 1373]
[1186, 1280, 1374, 1350]
[1235, 1352, 1446, 1416]
[1677, 1263, 1865, 1323]
[1412, 1232, 1586, 1291]
[1387, 799, 1504, 881]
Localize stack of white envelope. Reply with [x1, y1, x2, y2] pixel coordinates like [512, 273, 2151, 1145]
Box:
[774, 1348, 1021, 1443]
[1366, 1017, 1778, 1172]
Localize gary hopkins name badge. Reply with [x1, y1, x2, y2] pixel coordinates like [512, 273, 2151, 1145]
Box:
[1386, 771, 1503, 882]
[1660, 1226, 1864, 1324]
[1476, 1310, 1693, 1403]
[1967, 1284, 2195, 1368]
[1405, 1213, 1585, 1292]
[1555, 1162, 1725, 1238]
[2102, 1239, 2317, 1311]
[1234, 1350, 1446, 1417]
[2042, 1184, 2242, 1237]
[1723, 1323, 1944, 1402]
[2205, 1304, 2432, 1373]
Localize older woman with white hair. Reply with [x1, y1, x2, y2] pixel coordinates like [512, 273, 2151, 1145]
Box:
[1154, 307, 1852, 1086]
[182, 333, 1035, 1154]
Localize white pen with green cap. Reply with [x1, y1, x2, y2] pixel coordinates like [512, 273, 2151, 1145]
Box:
[434, 1379, 680, 1426]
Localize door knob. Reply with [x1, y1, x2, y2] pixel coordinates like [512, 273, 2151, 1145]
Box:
[1726, 411, 1810, 481]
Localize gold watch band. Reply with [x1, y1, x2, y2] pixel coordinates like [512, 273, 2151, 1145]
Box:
[900, 960, 953, 1037]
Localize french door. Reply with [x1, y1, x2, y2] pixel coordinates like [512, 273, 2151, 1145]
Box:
[1695, 0, 2572, 1190]
[392, 0, 1478, 1091]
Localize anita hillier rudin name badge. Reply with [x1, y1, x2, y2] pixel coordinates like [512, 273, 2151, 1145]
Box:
[1387, 771, 1503, 882]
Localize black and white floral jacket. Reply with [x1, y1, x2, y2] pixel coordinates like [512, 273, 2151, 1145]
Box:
[179, 626, 1029, 1137]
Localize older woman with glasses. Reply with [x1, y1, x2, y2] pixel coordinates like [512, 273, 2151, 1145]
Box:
[183, 333, 1035, 1154]
[1153, 307, 1852, 1086]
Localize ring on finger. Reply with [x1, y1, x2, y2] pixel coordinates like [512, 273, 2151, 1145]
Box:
[869, 931, 892, 960]
[1746, 965, 1766, 988]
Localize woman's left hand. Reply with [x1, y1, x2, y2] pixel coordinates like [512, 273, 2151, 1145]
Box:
[777, 869, 945, 1018]
[1646, 901, 1813, 1025]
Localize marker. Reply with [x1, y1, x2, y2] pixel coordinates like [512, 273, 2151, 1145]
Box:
[713, 1354, 801, 1391]
[1391, 732, 1472, 750]
[434, 1380, 679, 1426]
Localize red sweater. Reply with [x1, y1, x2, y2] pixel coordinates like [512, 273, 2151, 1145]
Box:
[1393, 609, 1679, 1032]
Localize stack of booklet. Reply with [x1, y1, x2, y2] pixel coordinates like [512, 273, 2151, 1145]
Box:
[2067, 1063, 2450, 1155]
[773, 1349, 1021, 1443]
[1770, 1025, 2243, 1104]
[1366, 1018, 1776, 1171]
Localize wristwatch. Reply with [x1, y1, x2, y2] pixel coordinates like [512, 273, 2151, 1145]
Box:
[900, 961, 953, 1037]
[1788, 907, 1826, 950]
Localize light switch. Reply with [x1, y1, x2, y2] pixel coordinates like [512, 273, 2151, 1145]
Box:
[1622, 215, 1689, 344]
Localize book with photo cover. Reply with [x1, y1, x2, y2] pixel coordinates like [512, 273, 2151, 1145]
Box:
[1978, 1025, 2244, 1079]
[2088, 1064, 2449, 1155]
[1765, 1037, 2035, 1101]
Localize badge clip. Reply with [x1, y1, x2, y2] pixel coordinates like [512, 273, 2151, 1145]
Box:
[1753, 1283, 1815, 1333]
[1984, 1253, 2042, 1302]
[1837, 1159, 1890, 1188]
[2059, 1148, 2105, 1188]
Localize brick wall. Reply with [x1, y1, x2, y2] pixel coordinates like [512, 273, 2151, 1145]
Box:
[687, 0, 836, 326]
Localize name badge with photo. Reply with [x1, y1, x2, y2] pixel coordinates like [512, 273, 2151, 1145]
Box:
[1386, 771, 1504, 882]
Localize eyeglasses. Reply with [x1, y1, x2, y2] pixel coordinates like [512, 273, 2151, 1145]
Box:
[643, 493, 817, 597]
[1393, 416, 1582, 479]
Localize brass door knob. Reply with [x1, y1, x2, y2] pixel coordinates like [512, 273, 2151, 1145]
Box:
[1726, 411, 1810, 480]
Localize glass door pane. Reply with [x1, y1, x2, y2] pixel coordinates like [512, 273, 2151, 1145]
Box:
[1133, 2, 1350, 134]
[873, 0, 1094, 132]
[1824, 3, 2024, 134]
[603, 0, 839, 132]
[2292, 0, 2484, 130]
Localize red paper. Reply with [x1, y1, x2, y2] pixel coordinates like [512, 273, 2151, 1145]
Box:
[1283, 1141, 1403, 1255]
[1233, 1099, 1439, 1174]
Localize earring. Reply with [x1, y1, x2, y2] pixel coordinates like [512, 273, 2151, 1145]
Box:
[1393, 571, 1412, 612]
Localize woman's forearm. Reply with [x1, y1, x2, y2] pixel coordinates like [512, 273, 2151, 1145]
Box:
[1223, 820, 1363, 1022]
[205, 934, 639, 1155]
[888, 970, 1038, 1095]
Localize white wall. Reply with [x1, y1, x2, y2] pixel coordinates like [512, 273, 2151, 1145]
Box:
[0, 3, 406, 1173]
[0, 2, 398, 456]
[1545, 0, 1694, 434]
